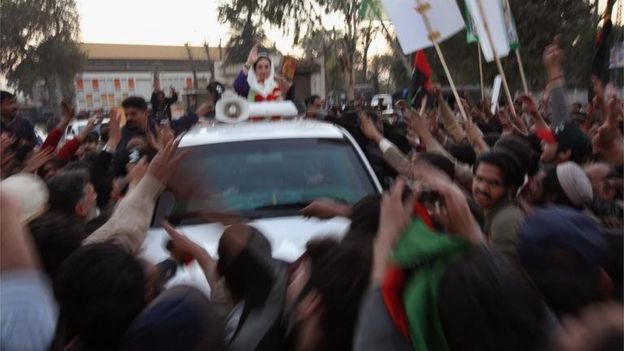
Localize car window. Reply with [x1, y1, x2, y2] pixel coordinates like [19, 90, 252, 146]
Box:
[152, 137, 377, 225]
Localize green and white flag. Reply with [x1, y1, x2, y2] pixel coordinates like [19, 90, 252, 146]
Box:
[358, 0, 385, 21]
[465, 5, 479, 44]
[501, 0, 520, 50]
[466, 0, 519, 50]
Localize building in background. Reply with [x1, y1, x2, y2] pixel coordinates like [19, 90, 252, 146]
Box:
[75, 43, 325, 113]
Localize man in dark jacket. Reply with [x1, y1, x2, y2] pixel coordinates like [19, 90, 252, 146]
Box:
[0, 91, 37, 146]
[116, 96, 199, 154]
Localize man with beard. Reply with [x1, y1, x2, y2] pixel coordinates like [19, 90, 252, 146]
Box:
[116, 96, 201, 154]
[472, 150, 526, 257]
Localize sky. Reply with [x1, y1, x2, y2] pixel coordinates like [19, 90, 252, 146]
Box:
[76, 0, 619, 58]
[75, 0, 390, 57]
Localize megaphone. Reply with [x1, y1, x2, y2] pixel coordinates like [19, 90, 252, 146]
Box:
[215, 92, 250, 123]
[216, 91, 300, 123]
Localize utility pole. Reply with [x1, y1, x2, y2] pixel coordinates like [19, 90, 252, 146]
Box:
[184, 43, 198, 90]
[203, 41, 216, 83]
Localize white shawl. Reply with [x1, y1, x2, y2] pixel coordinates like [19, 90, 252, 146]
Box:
[246, 55, 278, 98]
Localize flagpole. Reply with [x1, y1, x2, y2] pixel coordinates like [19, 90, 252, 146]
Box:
[415, 0, 469, 122]
[515, 49, 529, 94]
[474, 0, 517, 117]
[478, 45, 484, 100]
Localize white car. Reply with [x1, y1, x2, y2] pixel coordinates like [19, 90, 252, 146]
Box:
[63, 118, 110, 142]
[371, 94, 394, 116]
[140, 120, 381, 292]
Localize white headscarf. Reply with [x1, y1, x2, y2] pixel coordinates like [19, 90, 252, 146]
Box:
[247, 55, 278, 98]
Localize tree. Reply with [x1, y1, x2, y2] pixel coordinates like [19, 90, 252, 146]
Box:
[218, 0, 373, 100]
[1, 0, 85, 112]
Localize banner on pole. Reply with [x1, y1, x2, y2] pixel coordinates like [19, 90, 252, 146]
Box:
[465, 5, 479, 44]
[381, 0, 465, 54]
[465, 0, 510, 62]
[501, 0, 520, 50]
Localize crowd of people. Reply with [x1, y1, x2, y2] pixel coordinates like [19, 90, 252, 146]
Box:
[0, 35, 623, 351]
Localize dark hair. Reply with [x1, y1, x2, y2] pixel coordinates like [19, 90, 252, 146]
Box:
[448, 141, 477, 166]
[47, 169, 91, 216]
[100, 123, 109, 143]
[344, 194, 382, 244]
[304, 238, 370, 351]
[305, 95, 321, 107]
[541, 165, 578, 209]
[0, 90, 15, 103]
[253, 56, 272, 70]
[83, 131, 99, 143]
[474, 150, 525, 190]
[206, 81, 224, 102]
[494, 135, 540, 177]
[483, 133, 501, 147]
[341, 193, 382, 276]
[122, 96, 148, 111]
[420, 152, 456, 180]
[28, 212, 86, 279]
[438, 248, 548, 351]
[55, 243, 146, 350]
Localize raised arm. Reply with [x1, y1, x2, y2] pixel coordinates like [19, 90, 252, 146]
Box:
[543, 37, 569, 126]
[83, 139, 184, 253]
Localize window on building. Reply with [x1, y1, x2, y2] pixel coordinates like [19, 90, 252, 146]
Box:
[92, 80, 99, 91]
[86, 94, 93, 109]
[114, 79, 121, 91]
[128, 78, 135, 90]
[76, 79, 84, 91]
[101, 94, 108, 107]
[186, 78, 193, 89]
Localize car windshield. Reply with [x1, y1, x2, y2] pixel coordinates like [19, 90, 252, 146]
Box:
[152, 137, 377, 225]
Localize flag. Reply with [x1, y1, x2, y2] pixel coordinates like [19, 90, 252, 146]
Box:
[588, 0, 617, 102]
[501, 0, 520, 50]
[465, 0, 510, 62]
[359, 0, 385, 21]
[465, 5, 479, 44]
[466, 1, 518, 49]
[410, 50, 433, 107]
[381, 0, 465, 54]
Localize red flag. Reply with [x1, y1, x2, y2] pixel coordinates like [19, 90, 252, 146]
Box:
[413, 50, 432, 90]
[410, 50, 433, 107]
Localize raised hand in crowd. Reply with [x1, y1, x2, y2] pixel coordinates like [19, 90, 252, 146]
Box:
[359, 111, 383, 143]
[464, 119, 489, 154]
[147, 120, 175, 151]
[106, 107, 121, 150]
[148, 138, 185, 184]
[543, 35, 563, 82]
[162, 220, 219, 289]
[372, 179, 413, 285]
[76, 113, 101, 142]
[418, 171, 485, 244]
[516, 94, 548, 130]
[21, 148, 54, 173]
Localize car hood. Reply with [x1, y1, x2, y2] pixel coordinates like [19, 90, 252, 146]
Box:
[140, 216, 350, 294]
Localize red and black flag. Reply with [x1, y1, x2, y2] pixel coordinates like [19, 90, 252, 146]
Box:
[409, 50, 433, 108]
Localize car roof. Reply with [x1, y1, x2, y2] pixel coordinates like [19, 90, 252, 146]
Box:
[179, 120, 348, 147]
[69, 118, 110, 127]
